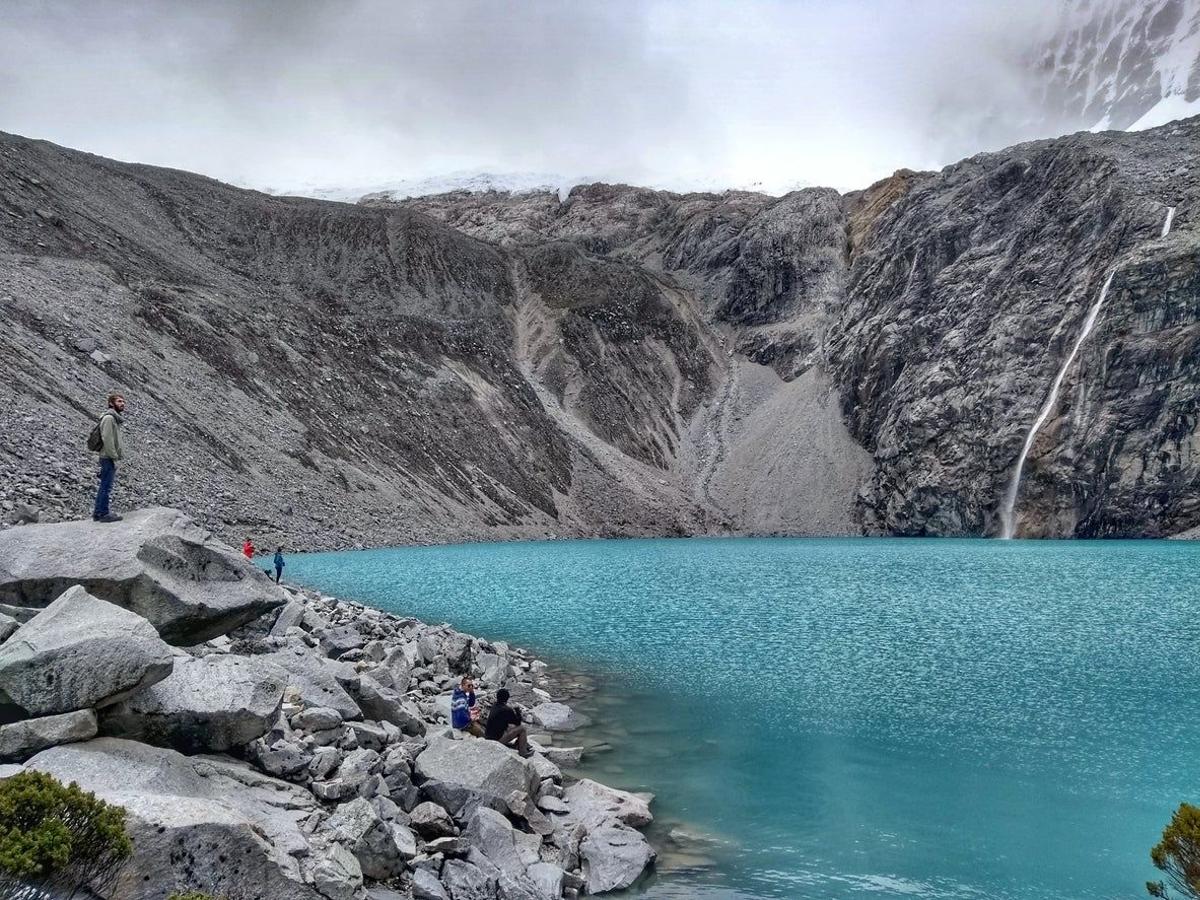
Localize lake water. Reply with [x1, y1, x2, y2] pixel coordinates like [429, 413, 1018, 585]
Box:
[287, 537, 1199, 899]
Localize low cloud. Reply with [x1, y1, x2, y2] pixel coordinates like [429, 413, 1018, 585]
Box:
[0, 0, 1064, 193]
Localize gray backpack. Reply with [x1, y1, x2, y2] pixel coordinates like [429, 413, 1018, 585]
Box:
[86, 414, 111, 452]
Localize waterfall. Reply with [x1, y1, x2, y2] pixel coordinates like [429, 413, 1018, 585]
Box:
[998, 271, 1117, 539]
[1162, 206, 1176, 237]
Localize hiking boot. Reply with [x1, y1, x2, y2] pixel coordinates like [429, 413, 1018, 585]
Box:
[95, 514, 123, 523]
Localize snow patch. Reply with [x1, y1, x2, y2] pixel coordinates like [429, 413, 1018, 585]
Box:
[1128, 93, 1200, 131]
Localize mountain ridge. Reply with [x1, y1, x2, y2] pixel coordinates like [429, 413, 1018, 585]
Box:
[0, 119, 1197, 547]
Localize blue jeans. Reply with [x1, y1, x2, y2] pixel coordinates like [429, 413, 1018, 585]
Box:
[93, 458, 117, 519]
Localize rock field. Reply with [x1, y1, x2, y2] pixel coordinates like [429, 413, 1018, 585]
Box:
[0, 509, 655, 899]
[1, 119, 1197, 542]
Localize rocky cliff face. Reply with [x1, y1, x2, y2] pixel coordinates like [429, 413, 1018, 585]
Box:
[1, 119, 1197, 543]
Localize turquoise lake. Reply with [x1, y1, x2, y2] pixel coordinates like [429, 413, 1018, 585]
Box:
[287, 537, 1200, 899]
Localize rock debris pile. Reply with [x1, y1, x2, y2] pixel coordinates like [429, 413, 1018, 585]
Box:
[0, 509, 654, 899]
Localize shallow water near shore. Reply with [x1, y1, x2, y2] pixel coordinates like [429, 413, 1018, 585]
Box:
[288, 536, 1200, 899]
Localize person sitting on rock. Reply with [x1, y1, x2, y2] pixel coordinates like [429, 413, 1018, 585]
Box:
[452, 676, 484, 737]
[484, 688, 532, 757]
[243, 538, 255, 560]
[273, 547, 285, 583]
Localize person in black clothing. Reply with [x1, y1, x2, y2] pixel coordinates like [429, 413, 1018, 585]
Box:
[484, 688, 532, 757]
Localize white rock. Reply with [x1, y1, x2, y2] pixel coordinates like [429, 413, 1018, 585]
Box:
[529, 702, 590, 732]
[0, 709, 97, 762]
[0, 508, 285, 643]
[27, 737, 324, 899]
[563, 778, 653, 829]
[579, 823, 655, 893]
[414, 735, 540, 802]
[100, 653, 285, 752]
[0, 585, 174, 718]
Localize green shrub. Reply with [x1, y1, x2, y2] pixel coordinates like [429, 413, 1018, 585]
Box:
[0, 770, 131, 896]
[168, 892, 225, 900]
[1149, 802, 1200, 898]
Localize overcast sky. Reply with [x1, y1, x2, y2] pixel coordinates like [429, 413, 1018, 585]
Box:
[0, 0, 1065, 194]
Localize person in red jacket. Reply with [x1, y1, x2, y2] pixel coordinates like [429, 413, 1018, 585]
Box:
[243, 538, 255, 560]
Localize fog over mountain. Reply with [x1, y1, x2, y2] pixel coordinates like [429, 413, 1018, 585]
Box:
[1, 0, 1198, 547]
[2, 0, 1195, 197]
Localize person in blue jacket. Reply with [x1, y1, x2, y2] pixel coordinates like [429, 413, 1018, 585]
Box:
[273, 547, 285, 584]
[451, 676, 484, 737]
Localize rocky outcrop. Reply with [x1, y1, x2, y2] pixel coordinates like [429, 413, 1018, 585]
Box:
[99, 653, 286, 752]
[0, 508, 285, 642]
[0, 585, 174, 721]
[529, 703, 590, 732]
[260, 643, 364, 721]
[0, 709, 96, 762]
[27, 738, 330, 900]
[7, 120, 1197, 541]
[414, 736, 540, 802]
[0, 511, 656, 899]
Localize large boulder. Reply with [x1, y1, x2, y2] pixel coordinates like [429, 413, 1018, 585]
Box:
[0, 508, 285, 644]
[0, 586, 174, 721]
[475, 651, 508, 686]
[440, 858, 496, 900]
[26, 737, 327, 900]
[100, 654, 286, 752]
[348, 674, 425, 735]
[0, 612, 17, 644]
[0, 709, 96, 762]
[309, 840, 364, 900]
[411, 867, 450, 900]
[562, 778, 653, 829]
[261, 643, 362, 720]
[579, 824, 656, 893]
[323, 797, 415, 880]
[528, 702, 590, 732]
[463, 807, 541, 877]
[415, 735, 539, 803]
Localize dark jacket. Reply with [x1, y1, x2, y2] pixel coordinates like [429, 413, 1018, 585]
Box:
[484, 702, 521, 741]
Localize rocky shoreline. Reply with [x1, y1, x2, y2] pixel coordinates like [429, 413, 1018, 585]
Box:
[0, 508, 656, 900]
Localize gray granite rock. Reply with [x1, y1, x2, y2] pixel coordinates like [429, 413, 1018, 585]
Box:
[412, 867, 450, 900]
[410, 800, 459, 839]
[100, 653, 285, 752]
[0, 509, 285, 643]
[463, 807, 541, 877]
[0, 709, 96, 762]
[415, 735, 539, 803]
[528, 702, 590, 732]
[292, 706, 344, 732]
[309, 840, 364, 900]
[0, 585, 174, 719]
[261, 644, 362, 721]
[562, 778, 653, 829]
[440, 858, 496, 900]
[579, 823, 655, 893]
[26, 737, 323, 900]
[324, 797, 412, 880]
[349, 673, 425, 735]
[0, 612, 17, 644]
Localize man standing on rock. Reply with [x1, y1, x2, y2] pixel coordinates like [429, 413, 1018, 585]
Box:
[91, 393, 125, 523]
